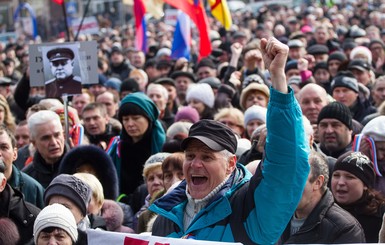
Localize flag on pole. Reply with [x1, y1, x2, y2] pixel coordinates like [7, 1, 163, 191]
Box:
[163, 0, 212, 59]
[209, 0, 232, 30]
[171, 11, 191, 60]
[134, 0, 147, 53]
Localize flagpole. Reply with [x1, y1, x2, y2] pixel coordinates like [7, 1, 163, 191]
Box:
[61, 2, 71, 41]
[74, 0, 92, 41]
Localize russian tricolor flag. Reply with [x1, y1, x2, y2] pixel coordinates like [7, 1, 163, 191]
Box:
[171, 11, 191, 61]
[134, 0, 147, 53]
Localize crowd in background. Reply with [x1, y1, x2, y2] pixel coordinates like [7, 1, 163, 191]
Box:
[1, 0, 385, 244]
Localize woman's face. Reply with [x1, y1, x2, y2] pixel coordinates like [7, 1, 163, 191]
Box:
[245, 91, 268, 109]
[331, 170, 365, 205]
[122, 115, 149, 143]
[37, 228, 73, 245]
[88, 195, 102, 216]
[188, 99, 206, 116]
[146, 167, 163, 197]
[246, 119, 264, 138]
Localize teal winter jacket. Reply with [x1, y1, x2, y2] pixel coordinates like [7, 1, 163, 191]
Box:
[149, 87, 310, 244]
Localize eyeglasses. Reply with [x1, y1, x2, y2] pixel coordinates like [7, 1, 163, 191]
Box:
[51, 59, 69, 67]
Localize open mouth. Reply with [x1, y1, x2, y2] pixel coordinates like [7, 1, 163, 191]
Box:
[191, 175, 208, 185]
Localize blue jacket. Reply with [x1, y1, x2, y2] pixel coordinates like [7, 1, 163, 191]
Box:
[149, 88, 310, 244]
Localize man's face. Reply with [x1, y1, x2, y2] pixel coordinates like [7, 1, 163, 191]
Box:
[48, 195, 83, 224]
[351, 69, 371, 86]
[50, 59, 74, 80]
[300, 89, 328, 124]
[96, 93, 118, 118]
[72, 94, 90, 116]
[286, 69, 300, 80]
[296, 173, 318, 215]
[175, 76, 193, 98]
[315, 28, 328, 44]
[197, 66, 216, 80]
[132, 52, 145, 68]
[328, 60, 341, 77]
[332, 87, 358, 107]
[289, 47, 305, 60]
[82, 108, 108, 136]
[32, 121, 65, 164]
[89, 84, 107, 97]
[15, 124, 30, 148]
[147, 88, 167, 111]
[183, 139, 235, 199]
[0, 132, 17, 179]
[318, 118, 352, 152]
[314, 69, 330, 84]
[314, 54, 328, 63]
[110, 52, 124, 66]
[370, 44, 385, 63]
[162, 84, 177, 104]
[372, 81, 385, 106]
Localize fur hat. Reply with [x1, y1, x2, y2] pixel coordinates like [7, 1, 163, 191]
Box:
[186, 83, 215, 108]
[240, 83, 270, 110]
[44, 174, 92, 216]
[59, 145, 119, 200]
[317, 101, 352, 130]
[34, 203, 78, 244]
[333, 151, 375, 188]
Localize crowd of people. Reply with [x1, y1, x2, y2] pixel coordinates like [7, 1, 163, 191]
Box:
[1, 0, 385, 244]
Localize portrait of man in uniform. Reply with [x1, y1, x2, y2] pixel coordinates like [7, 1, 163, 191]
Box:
[45, 47, 82, 98]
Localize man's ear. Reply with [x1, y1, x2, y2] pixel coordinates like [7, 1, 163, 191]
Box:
[313, 175, 325, 191]
[226, 155, 237, 175]
[12, 147, 17, 162]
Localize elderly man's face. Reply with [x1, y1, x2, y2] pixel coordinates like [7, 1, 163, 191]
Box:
[183, 139, 235, 199]
[50, 59, 74, 80]
[32, 121, 65, 164]
[372, 80, 385, 106]
[147, 88, 167, 111]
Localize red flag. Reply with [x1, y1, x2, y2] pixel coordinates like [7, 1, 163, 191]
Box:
[52, 0, 64, 4]
[163, 0, 212, 59]
[134, 0, 147, 52]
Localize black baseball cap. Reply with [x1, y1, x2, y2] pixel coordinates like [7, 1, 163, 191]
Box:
[348, 59, 371, 72]
[181, 119, 237, 154]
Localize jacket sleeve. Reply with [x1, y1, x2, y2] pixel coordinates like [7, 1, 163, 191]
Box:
[245, 87, 310, 244]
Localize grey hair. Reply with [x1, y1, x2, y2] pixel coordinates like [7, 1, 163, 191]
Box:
[218, 149, 235, 162]
[302, 115, 314, 137]
[147, 83, 169, 101]
[308, 150, 329, 193]
[28, 110, 62, 140]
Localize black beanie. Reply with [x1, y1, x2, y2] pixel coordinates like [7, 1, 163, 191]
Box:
[313, 62, 328, 73]
[333, 151, 375, 188]
[327, 51, 347, 63]
[331, 71, 359, 93]
[317, 102, 352, 130]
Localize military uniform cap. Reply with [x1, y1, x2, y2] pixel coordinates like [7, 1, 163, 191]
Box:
[47, 48, 74, 61]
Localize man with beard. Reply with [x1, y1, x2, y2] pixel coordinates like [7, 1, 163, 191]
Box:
[317, 102, 353, 159]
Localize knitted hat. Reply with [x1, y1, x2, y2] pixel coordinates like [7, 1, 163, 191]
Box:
[362, 116, 385, 142]
[244, 105, 267, 127]
[333, 151, 375, 188]
[196, 58, 216, 70]
[331, 71, 359, 93]
[317, 101, 352, 130]
[44, 174, 92, 216]
[327, 51, 347, 63]
[313, 62, 328, 73]
[143, 152, 171, 178]
[348, 59, 371, 72]
[175, 106, 200, 123]
[307, 44, 329, 55]
[186, 83, 215, 108]
[369, 39, 385, 50]
[285, 60, 298, 73]
[34, 203, 78, 244]
[166, 121, 193, 140]
[121, 78, 139, 93]
[240, 83, 270, 110]
[106, 77, 122, 92]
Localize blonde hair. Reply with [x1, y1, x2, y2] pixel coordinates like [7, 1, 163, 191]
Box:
[214, 107, 245, 128]
[73, 173, 104, 209]
[0, 95, 15, 133]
